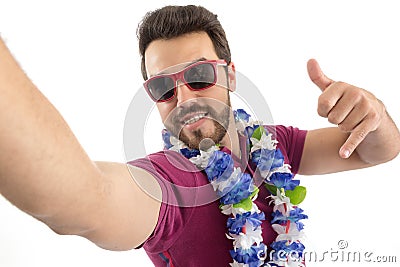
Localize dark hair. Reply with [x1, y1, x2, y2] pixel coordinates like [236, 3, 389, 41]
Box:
[137, 5, 231, 80]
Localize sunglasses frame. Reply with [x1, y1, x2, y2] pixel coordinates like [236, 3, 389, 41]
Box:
[143, 59, 228, 103]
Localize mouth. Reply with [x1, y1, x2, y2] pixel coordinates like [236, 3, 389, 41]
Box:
[181, 112, 208, 126]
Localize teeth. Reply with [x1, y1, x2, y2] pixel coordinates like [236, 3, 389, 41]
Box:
[184, 113, 206, 125]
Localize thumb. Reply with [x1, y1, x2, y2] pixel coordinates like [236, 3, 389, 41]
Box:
[307, 59, 335, 91]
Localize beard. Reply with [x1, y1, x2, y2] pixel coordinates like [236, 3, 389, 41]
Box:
[179, 116, 228, 150]
[165, 97, 232, 150]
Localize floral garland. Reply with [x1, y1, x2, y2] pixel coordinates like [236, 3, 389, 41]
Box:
[162, 109, 307, 267]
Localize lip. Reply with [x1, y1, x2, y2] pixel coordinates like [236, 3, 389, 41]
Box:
[180, 111, 209, 131]
[183, 116, 208, 131]
[180, 112, 208, 125]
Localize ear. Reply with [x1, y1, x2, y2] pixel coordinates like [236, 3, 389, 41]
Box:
[227, 62, 236, 92]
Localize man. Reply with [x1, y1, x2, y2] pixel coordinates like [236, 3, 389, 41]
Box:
[0, 4, 399, 267]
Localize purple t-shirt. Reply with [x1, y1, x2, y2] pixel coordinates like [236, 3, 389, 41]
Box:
[128, 125, 307, 267]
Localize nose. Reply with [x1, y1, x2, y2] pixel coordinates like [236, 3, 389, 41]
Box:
[175, 80, 198, 106]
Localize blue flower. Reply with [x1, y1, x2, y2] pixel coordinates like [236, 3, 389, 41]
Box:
[270, 240, 305, 261]
[227, 211, 265, 235]
[269, 172, 299, 190]
[162, 129, 172, 149]
[271, 208, 308, 231]
[180, 148, 200, 159]
[289, 208, 308, 221]
[244, 125, 259, 138]
[251, 148, 284, 172]
[234, 109, 251, 122]
[205, 151, 234, 182]
[271, 210, 286, 224]
[220, 173, 254, 205]
[230, 244, 266, 266]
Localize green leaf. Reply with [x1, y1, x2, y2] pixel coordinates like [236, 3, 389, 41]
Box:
[249, 187, 259, 199]
[285, 186, 307, 205]
[233, 197, 252, 211]
[251, 126, 265, 140]
[264, 183, 278, 195]
[232, 188, 260, 211]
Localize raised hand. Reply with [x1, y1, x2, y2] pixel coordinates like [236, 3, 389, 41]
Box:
[307, 59, 386, 159]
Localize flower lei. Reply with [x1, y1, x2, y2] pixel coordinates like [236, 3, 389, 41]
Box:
[162, 109, 307, 267]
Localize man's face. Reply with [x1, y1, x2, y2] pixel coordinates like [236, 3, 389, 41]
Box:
[144, 32, 233, 149]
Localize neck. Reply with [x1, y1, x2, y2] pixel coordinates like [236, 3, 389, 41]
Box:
[220, 111, 241, 159]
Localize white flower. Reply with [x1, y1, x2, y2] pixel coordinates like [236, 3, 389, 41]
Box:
[270, 259, 304, 267]
[211, 167, 242, 192]
[230, 261, 249, 267]
[220, 201, 261, 216]
[271, 221, 305, 243]
[272, 164, 292, 175]
[168, 135, 187, 152]
[235, 117, 263, 133]
[220, 203, 235, 215]
[263, 163, 292, 180]
[250, 132, 278, 153]
[227, 222, 263, 250]
[268, 187, 294, 216]
[248, 119, 264, 128]
[189, 145, 219, 168]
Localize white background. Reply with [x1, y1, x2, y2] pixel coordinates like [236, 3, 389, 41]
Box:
[0, 0, 399, 266]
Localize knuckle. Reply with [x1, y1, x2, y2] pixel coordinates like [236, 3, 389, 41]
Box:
[317, 108, 326, 117]
[318, 96, 332, 116]
[348, 89, 363, 102]
[369, 110, 379, 122]
[334, 81, 345, 87]
[338, 123, 351, 132]
[361, 99, 381, 124]
[366, 114, 380, 131]
[359, 97, 370, 110]
[353, 128, 368, 142]
[327, 112, 340, 124]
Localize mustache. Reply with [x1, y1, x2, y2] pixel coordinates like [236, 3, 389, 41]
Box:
[171, 102, 217, 124]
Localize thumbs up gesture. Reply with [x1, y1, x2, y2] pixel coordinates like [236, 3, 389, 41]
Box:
[307, 59, 386, 159]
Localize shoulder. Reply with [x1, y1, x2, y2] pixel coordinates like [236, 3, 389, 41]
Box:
[126, 151, 210, 253]
[127, 150, 199, 184]
[127, 150, 211, 206]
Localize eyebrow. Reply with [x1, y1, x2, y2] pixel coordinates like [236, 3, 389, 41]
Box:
[151, 57, 208, 77]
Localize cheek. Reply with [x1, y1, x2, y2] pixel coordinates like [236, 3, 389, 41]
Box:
[207, 86, 229, 104]
[156, 103, 175, 123]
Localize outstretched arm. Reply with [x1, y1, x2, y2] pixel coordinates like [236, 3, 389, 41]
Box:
[0, 38, 160, 250]
[298, 59, 400, 175]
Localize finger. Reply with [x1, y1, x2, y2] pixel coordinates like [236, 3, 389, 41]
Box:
[339, 121, 371, 158]
[337, 102, 369, 132]
[327, 86, 363, 125]
[327, 103, 354, 126]
[307, 59, 335, 91]
[317, 82, 345, 118]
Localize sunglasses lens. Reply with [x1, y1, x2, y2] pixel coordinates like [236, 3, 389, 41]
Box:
[147, 77, 175, 102]
[145, 61, 221, 102]
[184, 63, 215, 89]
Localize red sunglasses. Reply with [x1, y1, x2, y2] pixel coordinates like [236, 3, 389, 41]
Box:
[143, 59, 227, 103]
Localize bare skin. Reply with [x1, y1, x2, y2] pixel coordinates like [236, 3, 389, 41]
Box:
[0, 31, 399, 252]
[0, 39, 160, 250]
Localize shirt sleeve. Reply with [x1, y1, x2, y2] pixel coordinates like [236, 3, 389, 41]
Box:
[127, 151, 204, 253]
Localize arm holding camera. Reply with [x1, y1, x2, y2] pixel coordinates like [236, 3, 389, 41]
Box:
[0, 38, 160, 250]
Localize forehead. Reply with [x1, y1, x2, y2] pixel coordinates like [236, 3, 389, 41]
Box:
[144, 32, 219, 77]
